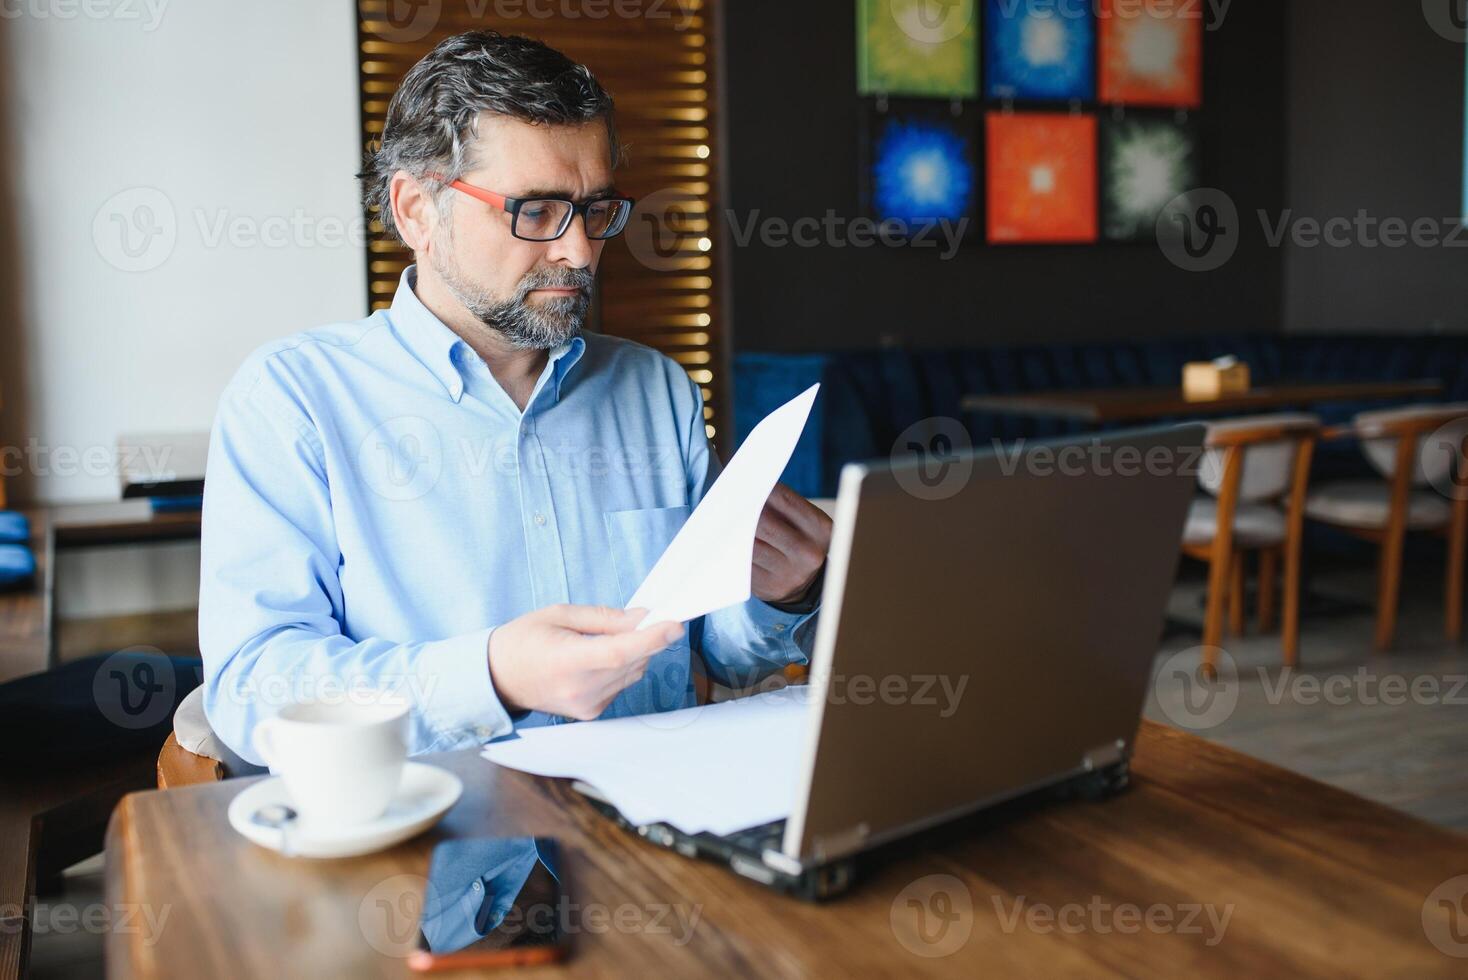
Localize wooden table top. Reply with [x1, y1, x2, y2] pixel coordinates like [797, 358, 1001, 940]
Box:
[962, 379, 1445, 423]
[105, 721, 1468, 978]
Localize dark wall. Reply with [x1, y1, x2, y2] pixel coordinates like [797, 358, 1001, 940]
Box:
[1284, 0, 1468, 333]
[719, 1, 1289, 352]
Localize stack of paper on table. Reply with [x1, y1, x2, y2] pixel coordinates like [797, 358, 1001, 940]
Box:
[482, 688, 810, 836]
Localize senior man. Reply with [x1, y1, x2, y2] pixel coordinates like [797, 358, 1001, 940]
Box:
[198, 31, 831, 763]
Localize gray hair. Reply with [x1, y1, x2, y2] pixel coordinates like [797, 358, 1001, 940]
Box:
[360, 31, 620, 243]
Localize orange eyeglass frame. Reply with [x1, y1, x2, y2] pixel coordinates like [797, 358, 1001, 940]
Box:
[425, 172, 635, 241]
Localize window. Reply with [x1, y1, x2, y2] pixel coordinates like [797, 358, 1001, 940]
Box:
[356, 1, 724, 440]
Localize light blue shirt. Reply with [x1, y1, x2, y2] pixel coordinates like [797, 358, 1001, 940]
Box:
[199, 267, 817, 765]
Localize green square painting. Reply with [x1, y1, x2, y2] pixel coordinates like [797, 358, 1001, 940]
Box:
[857, 0, 979, 99]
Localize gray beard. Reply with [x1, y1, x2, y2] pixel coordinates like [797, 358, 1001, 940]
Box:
[436, 255, 593, 351]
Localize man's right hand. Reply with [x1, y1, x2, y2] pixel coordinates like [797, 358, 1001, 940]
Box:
[487, 605, 684, 721]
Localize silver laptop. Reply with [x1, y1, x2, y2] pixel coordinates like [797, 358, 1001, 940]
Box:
[579, 424, 1203, 899]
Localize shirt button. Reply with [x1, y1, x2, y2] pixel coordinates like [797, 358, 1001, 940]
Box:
[475, 725, 494, 738]
[472, 881, 483, 893]
[534, 513, 547, 526]
[773, 623, 788, 633]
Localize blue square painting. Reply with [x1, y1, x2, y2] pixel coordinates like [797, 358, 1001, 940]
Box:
[985, 0, 1096, 102]
[867, 106, 978, 233]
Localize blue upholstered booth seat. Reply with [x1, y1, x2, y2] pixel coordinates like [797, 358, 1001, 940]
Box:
[0, 510, 28, 545]
[0, 543, 36, 592]
[734, 334, 1468, 499]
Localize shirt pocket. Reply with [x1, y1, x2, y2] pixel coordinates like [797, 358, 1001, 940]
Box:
[602, 505, 691, 607]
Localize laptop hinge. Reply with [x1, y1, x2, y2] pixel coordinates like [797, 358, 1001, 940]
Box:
[1082, 739, 1128, 771]
[761, 849, 804, 876]
[811, 821, 871, 862]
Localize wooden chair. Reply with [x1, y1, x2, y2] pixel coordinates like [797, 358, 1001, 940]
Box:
[155, 687, 226, 788]
[157, 732, 225, 788]
[1180, 414, 1320, 676]
[1305, 405, 1468, 651]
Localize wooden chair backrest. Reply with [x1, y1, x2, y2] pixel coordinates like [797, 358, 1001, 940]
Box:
[156, 732, 226, 789]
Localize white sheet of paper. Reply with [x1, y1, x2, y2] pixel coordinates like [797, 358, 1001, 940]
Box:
[481, 687, 811, 836]
[628, 384, 820, 628]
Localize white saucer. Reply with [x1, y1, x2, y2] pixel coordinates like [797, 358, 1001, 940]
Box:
[227, 762, 463, 859]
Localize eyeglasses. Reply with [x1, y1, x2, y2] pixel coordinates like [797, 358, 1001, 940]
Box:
[430, 174, 635, 242]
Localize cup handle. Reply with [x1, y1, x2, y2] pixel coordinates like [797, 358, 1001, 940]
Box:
[253, 716, 283, 771]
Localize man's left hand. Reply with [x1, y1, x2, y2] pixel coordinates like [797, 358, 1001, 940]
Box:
[753, 483, 833, 605]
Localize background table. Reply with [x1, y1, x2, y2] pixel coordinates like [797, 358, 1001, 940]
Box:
[107, 721, 1468, 978]
[0, 503, 201, 683]
[962, 379, 1444, 424]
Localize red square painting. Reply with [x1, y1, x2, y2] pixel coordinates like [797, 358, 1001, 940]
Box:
[986, 112, 1098, 244]
[1098, 0, 1203, 108]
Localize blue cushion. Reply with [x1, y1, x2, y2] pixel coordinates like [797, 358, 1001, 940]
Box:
[0, 544, 35, 591]
[736, 333, 1468, 498]
[0, 511, 29, 545]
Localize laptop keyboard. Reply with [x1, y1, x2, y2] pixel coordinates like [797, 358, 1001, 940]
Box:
[723, 818, 787, 853]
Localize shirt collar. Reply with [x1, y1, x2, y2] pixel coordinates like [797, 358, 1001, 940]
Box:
[389, 266, 586, 405]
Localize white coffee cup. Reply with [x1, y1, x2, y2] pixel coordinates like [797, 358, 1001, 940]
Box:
[252, 696, 410, 829]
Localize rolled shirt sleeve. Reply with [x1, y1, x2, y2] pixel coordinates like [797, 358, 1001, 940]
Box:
[198, 364, 514, 765]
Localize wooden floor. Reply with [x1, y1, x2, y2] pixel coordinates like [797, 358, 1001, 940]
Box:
[1149, 560, 1468, 831]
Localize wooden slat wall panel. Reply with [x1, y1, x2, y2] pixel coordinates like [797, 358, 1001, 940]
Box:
[356, 0, 724, 440]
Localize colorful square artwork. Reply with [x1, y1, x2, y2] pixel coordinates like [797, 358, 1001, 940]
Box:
[1097, 0, 1202, 108]
[857, 0, 980, 99]
[986, 112, 1097, 243]
[867, 106, 979, 233]
[1100, 115, 1199, 241]
[984, 0, 1095, 102]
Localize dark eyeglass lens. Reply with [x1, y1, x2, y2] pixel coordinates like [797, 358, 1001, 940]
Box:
[585, 199, 631, 239]
[515, 200, 573, 241]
